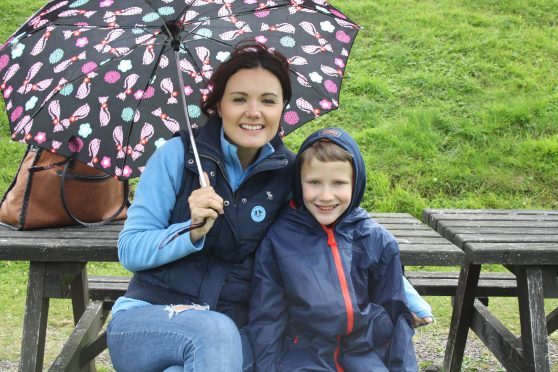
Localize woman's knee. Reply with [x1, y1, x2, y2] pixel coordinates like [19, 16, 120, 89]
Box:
[198, 311, 241, 345]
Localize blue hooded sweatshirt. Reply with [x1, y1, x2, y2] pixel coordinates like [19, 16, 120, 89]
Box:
[248, 128, 418, 371]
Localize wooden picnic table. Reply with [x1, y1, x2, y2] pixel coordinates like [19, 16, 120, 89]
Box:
[0, 213, 464, 371]
[423, 208, 558, 372]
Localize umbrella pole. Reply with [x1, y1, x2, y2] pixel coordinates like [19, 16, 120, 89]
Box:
[174, 50, 207, 188]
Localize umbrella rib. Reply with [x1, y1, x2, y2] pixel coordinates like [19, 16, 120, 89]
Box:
[142, 0, 175, 42]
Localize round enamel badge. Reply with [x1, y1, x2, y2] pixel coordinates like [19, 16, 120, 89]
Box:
[251, 206, 266, 222]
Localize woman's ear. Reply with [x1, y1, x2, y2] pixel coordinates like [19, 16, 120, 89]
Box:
[216, 102, 221, 118]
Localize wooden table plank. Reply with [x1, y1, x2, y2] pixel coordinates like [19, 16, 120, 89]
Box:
[464, 242, 558, 265]
[0, 239, 118, 261]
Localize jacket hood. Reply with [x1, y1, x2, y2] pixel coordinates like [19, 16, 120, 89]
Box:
[293, 127, 366, 221]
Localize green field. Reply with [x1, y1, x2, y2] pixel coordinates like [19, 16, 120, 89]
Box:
[1, 0, 557, 370]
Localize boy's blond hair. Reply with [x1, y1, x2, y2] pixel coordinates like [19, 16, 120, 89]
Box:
[299, 139, 353, 165]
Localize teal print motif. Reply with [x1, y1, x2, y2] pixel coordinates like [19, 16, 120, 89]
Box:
[49, 49, 64, 64]
[59, 84, 74, 96]
[121, 107, 134, 122]
[188, 105, 201, 118]
[70, 0, 90, 8]
[11, 43, 25, 58]
[158, 7, 175, 16]
[25, 96, 38, 111]
[143, 13, 160, 23]
[196, 29, 213, 38]
[251, 206, 266, 223]
[79, 123, 92, 138]
[280, 36, 296, 48]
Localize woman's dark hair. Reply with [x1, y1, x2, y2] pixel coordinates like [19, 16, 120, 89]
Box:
[200, 41, 292, 117]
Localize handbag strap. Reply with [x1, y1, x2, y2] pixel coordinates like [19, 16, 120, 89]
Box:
[60, 158, 129, 227]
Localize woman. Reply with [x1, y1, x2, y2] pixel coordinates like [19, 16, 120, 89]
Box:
[107, 42, 295, 372]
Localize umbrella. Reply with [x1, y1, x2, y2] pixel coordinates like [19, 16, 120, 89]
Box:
[0, 0, 359, 180]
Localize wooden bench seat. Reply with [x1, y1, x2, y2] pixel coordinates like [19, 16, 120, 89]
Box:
[405, 271, 517, 297]
[88, 271, 519, 308]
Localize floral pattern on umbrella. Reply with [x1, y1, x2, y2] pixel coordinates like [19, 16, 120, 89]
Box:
[0, 0, 359, 179]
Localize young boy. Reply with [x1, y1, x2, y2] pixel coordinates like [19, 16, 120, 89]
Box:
[249, 128, 421, 371]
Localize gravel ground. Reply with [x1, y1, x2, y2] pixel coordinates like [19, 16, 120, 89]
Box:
[413, 325, 558, 371]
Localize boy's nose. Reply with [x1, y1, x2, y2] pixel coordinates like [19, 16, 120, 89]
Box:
[318, 187, 334, 201]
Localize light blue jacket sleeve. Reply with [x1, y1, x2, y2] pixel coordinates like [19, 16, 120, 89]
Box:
[403, 276, 433, 319]
[117, 137, 204, 272]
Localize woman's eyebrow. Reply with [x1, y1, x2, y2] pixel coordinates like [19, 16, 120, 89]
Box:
[228, 92, 279, 97]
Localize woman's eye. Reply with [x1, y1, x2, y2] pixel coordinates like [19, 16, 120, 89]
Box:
[262, 99, 277, 104]
[232, 97, 246, 103]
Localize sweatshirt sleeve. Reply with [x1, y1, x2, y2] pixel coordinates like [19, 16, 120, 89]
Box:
[369, 237, 418, 372]
[248, 235, 288, 372]
[117, 137, 204, 272]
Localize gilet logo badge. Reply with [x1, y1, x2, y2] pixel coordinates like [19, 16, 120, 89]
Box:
[251, 206, 266, 222]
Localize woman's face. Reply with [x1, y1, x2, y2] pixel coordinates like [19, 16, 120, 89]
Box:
[217, 67, 284, 164]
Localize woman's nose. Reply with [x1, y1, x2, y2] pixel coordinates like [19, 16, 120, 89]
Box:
[245, 102, 261, 118]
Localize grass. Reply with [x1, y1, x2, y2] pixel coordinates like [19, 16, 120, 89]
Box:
[1, 0, 558, 370]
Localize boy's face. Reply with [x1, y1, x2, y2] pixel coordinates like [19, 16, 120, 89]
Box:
[300, 157, 353, 226]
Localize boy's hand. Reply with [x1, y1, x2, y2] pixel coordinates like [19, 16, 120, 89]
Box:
[411, 313, 433, 328]
[188, 173, 224, 243]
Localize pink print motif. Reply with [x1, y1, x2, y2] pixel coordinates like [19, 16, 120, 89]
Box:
[11, 106, 23, 122]
[336, 30, 351, 44]
[255, 35, 268, 44]
[0, 54, 9, 71]
[319, 99, 332, 110]
[330, 9, 347, 20]
[81, 61, 97, 74]
[143, 86, 155, 99]
[76, 37, 89, 47]
[283, 111, 299, 126]
[101, 156, 111, 169]
[184, 86, 194, 96]
[335, 58, 345, 68]
[255, 9, 270, 18]
[104, 71, 121, 84]
[34, 131, 47, 144]
[324, 80, 338, 93]
[3, 85, 13, 99]
[122, 165, 132, 178]
[100, 0, 114, 7]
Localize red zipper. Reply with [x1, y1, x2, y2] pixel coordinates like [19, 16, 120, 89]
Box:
[323, 226, 354, 371]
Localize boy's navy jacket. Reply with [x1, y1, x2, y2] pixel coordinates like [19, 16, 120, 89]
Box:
[249, 128, 418, 371]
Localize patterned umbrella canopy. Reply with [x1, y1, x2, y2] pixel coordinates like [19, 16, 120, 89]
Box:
[0, 0, 359, 179]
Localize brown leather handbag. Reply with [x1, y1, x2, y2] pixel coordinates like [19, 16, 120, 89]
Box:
[0, 145, 129, 230]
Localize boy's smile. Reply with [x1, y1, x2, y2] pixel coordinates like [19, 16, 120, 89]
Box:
[300, 158, 353, 226]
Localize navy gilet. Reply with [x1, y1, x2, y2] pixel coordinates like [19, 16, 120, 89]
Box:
[124, 119, 295, 327]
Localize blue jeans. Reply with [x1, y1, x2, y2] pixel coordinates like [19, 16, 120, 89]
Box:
[107, 305, 245, 371]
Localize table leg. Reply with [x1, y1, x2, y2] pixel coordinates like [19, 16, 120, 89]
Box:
[516, 266, 550, 372]
[444, 262, 481, 372]
[69, 263, 89, 324]
[68, 263, 96, 372]
[19, 262, 49, 372]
